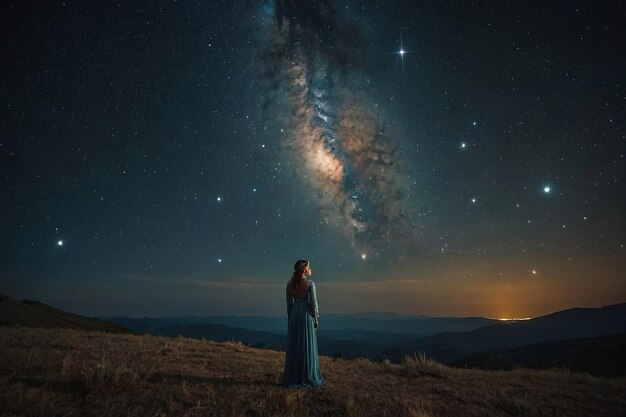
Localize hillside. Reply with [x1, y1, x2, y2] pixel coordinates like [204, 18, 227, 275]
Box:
[454, 333, 626, 377]
[385, 302, 626, 363]
[0, 327, 624, 417]
[0, 294, 130, 334]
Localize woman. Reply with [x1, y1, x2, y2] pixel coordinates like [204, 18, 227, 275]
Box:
[282, 259, 324, 388]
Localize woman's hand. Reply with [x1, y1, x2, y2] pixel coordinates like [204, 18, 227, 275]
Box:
[314, 318, 319, 330]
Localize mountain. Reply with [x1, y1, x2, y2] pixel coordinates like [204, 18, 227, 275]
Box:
[8, 292, 625, 374]
[454, 332, 626, 377]
[385, 303, 626, 363]
[323, 311, 431, 320]
[102, 304, 626, 366]
[98, 316, 209, 334]
[316, 328, 418, 344]
[101, 314, 498, 337]
[313, 315, 498, 335]
[0, 293, 130, 334]
[153, 322, 287, 349]
[138, 321, 386, 359]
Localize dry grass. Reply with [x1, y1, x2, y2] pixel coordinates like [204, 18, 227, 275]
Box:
[0, 327, 624, 417]
[401, 351, 449, 379]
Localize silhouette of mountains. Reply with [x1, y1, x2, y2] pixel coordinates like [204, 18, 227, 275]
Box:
[153, 322, 286, 348]
[381, 303, 626, 363]
[0, 293, 129, 334]
[101, 313, 497, 337]
[3, 291, 625, 375]
[454, 332, 626, 377]
[103, 302, 626, 375]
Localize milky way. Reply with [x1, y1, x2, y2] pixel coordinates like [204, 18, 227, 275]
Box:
[259, 0, 424, 258]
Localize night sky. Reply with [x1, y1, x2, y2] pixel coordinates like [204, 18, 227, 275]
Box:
[2, 1, 625, 319]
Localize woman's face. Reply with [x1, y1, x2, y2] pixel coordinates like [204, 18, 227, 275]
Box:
[304, 264, 312, 276]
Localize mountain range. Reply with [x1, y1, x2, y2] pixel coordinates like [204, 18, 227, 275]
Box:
[2, 292, 625, 376]
[102, 302, 626, 375]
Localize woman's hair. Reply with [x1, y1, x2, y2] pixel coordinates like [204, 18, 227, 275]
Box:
[287, 259, 309, 297]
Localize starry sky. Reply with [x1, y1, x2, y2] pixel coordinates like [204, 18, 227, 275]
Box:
[2, 0, 625, 319]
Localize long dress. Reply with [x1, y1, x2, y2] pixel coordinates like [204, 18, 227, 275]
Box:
[282, 279, 324, 388]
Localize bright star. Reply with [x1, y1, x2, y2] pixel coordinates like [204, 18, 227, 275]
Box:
[472, 121, 477, 126]
[471, 198, 476, 203]
[218, 258, 222, 263]
[461, 142, 466, 149]
[217, 196, 222, 202]
[543, 186, 551, 193]
[532, 270, 537, 275]
[395, 28, 411, 75]
[57, 240, 63, 246]
[361, 253, 367, 260]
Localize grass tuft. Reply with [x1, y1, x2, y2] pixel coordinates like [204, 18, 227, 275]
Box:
[402, 351, 449, 378]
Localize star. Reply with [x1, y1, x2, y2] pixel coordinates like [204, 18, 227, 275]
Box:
[57, 240, 63, 246]
[471, 197, 477, 203]
[460, 142, 467, 149]
[217, 196, 222, 202]
[218, 258, 222, 263]
[395, 28, 413, 74]
[361, 253, 367, 260]
[543, 186, 551, 193]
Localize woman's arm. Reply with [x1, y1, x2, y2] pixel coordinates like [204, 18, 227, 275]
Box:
[309, 282, 320, 320]
[286, 286, 294, 317]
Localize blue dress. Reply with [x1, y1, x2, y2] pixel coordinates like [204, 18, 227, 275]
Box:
[283, 280, 324, 388]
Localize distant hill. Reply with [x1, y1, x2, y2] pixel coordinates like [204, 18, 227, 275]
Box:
[101, 314, 498, 337]
[324, 311, 431, 320]
[0, 293, 130, 334]
[454, 332, 626, 377]
[141, 322, 386, 360]
[154, 322, 287, 349]
[99, 316, 207, 334]
[385, 303, 626, 363]
[102, 304, 626, 368]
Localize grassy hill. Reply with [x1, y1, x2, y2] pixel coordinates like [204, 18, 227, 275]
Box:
[0, 327, 624, 417]
[0, 293, 130, 334]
